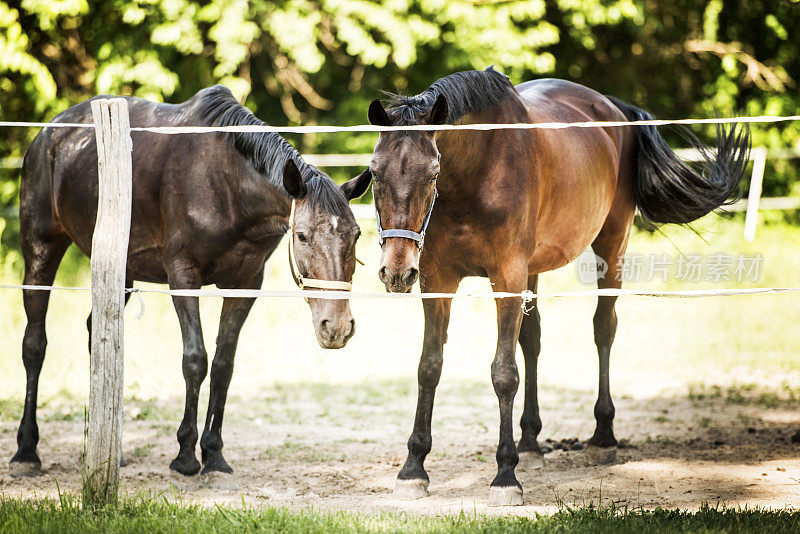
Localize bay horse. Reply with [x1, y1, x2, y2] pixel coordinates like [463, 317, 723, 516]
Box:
[10, 85, 370, 479]
[353, 67, 750, 505]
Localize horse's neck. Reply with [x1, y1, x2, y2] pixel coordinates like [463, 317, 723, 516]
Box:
[237, 163, 291, 225]
[436, 98, 529, 205]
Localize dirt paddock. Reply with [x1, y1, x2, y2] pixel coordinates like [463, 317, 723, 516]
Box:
[2, 379, 799, 516]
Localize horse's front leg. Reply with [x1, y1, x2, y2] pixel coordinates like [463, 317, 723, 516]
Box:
[488, 258, 527, 506]
[517, 274, 543, 468]
[200, 272, 262, 477]
[168, 266, 208, 476]
[395, 270, 459, 500]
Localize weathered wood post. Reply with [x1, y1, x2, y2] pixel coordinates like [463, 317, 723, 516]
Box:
[84, 98, 132, 506]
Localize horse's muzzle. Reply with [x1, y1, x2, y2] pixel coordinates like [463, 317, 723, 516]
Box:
[315, 314, 356, 349]
[378, 264, 419, 293]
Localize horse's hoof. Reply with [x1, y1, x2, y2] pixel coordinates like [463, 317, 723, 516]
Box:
[169, 457, 201, 476]
[518, 451, 544, 469]
[201, 455, 233, 476]
[9, 461, 41, 478]
[587, 445, 617, 465]
[201, 471, 240, 490]
[488, 485, 523, 506]
[394, 478, 428, 500]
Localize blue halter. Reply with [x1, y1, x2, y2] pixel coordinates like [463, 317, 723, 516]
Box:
[376, 188, 438, 250]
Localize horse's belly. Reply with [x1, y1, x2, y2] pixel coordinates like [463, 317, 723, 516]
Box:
[528, 232, 596, 273]
[528, 189, 614, 273]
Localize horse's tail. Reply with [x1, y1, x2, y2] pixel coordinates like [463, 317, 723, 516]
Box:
[605, 96, 751, 225]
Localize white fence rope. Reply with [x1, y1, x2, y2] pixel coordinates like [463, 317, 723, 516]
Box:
[1, 284, 799, 301]
[0, 115, 799, 303]
[1, 114, 800, 134]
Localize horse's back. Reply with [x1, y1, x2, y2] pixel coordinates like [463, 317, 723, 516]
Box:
[515, 78, 625, 123]
[22, 88, 256, 283]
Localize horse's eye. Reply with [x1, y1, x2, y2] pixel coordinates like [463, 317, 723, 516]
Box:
[431, 172, 439, 183]
[370, 170, 379, 182]
[296, 232, 308, 244]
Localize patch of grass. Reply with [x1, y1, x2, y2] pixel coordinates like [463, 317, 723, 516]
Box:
[644, 435, 675, 445]
[474, 452, 490, 463]
[688, 384, 722, 402]
[688, 383, 800, 409]
[0, 497, 799, 533]
[41, 410, 82, 422]
[0, 398, 22, 421]
[653, 416, 670, 423]
[127, 399, 169, 422]
[132, 444, 155, 459]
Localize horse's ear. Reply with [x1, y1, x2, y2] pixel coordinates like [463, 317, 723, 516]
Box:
[340, 168, 372, 200]
[368, 99, 391, 126]
[428, 94, 449, 125]
[282, 159, 307, 199]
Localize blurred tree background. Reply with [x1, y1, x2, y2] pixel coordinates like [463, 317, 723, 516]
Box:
[1, 0, 798, 265]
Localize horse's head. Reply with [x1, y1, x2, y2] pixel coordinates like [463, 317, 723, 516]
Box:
[283, 159, 368, 348]
[351, 95, 448, 293]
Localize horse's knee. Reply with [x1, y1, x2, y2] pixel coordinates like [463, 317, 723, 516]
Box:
[209, 355, 234, 386]
[491, 361, 519, 398]
[21, 328, 46, 369]
[182, 349, 208, 383]
[417, 351, 443, 389]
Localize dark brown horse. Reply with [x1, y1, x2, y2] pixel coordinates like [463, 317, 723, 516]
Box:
[10, 86, 370, 479]
[352, 67, 749, 505]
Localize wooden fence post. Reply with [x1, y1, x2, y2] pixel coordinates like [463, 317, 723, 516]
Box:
[84, 98, 132, 506]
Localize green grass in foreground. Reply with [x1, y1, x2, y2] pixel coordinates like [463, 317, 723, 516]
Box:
[1, 497, 799, 534]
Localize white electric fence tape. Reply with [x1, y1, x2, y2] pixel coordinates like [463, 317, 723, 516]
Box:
[1, 115, 799, 310]
[1, 284, 799, 300]
[2, 114, 800, 134]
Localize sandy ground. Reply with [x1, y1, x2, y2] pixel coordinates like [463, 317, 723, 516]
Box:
[2, 221, 800, 515]
[2, 380, 800, 516]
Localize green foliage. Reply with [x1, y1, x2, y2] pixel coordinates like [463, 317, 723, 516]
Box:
[0, 0, 797, 261]
[1, 496, 800, 534]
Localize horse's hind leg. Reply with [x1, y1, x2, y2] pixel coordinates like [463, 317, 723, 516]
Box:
[10, 231, 70, 477]
[200, 271, 262, 479]
[517, 274, 544, 468]
[586, 227, 630, 459]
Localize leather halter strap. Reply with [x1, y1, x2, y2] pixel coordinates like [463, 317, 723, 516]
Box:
[288, 199, 353, 292]
[376, 188, 438, 249]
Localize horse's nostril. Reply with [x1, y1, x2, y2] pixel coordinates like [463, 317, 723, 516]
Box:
[320, 319, 330, 334]
[379, 266, 388, 281]
[404, 267, 419, 286]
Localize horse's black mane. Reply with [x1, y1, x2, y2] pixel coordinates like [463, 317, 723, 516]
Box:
[386, 66, 516, 125]
[195, 85, 349, 218]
